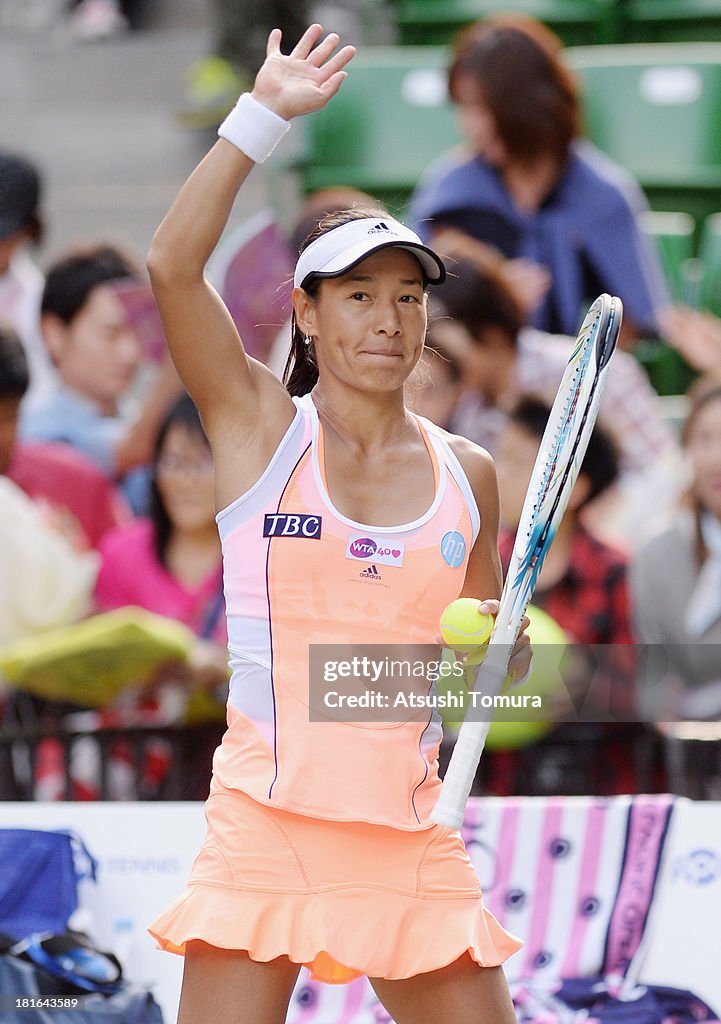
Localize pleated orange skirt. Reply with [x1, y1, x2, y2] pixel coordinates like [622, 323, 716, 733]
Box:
[148, 777, 522, 984]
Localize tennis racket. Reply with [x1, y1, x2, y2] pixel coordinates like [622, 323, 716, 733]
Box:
[431, 293, 622, 828]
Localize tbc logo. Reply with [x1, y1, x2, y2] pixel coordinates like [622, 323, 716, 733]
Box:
[346, 535, 404, 567]
[263, 514, 322, 539]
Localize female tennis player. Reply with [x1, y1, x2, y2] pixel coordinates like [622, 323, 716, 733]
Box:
[147, 25, 531, 1024]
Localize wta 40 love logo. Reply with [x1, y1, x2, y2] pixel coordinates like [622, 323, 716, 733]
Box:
[346, 535, 404, 567]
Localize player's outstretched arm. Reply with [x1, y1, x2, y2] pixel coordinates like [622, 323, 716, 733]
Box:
[146, 26, 355, 443]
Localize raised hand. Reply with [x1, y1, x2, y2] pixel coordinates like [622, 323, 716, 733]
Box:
[252, 24, 356, 121]
[660, 304, 721, 377]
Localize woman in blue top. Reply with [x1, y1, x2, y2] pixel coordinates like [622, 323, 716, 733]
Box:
[409, 14, 668, 346]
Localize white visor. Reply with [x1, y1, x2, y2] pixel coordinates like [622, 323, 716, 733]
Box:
[293, 217, 446, 289]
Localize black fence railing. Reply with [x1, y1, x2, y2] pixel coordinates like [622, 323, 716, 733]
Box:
[0, 719, 225, 801]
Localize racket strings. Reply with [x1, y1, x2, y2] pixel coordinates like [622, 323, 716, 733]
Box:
[514, 313, 602, 559]
[522, 338, 596, 534]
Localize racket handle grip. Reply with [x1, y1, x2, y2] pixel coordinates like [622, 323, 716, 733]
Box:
[431, 655, 507, 828]
[431, 718, 491, 828]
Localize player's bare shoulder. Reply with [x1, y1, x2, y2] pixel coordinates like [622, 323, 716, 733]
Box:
[436, 425, 499, 497]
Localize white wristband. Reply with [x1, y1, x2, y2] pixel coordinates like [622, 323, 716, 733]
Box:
[218, 93, 291, 163]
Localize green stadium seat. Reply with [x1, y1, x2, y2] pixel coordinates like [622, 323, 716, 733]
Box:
[393, 0, 612, 48]
[390, 0, 721, 46]
[630, 213, 701, 396]
[697, 212, 721, 318]
[634, 340, 697, 398]
[624, 1, 721, 44]
[566, 43, 721, 227]
[638, 210, 696, 302]
[297, 43, 721, 246]
[297, 47, 460, 214]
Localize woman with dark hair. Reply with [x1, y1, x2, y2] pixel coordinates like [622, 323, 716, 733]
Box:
[631, 383, 721, 723]
[94, 393, 226, 650]
[144, 24, 530, 1024]
[408, 14, 667, 344]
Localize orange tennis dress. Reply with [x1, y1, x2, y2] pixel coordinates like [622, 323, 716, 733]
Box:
[149, 395, 522, 982]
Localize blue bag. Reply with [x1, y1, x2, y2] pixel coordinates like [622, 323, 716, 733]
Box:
[11, 932, 123, 996]
[0, 954, 164, 1023]
[0, 830, 97, 941]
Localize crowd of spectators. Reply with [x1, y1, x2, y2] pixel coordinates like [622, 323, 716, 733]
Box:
[1, 10, 721, 802]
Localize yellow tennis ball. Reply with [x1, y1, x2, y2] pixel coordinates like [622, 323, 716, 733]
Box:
[439, 598, 494, 653]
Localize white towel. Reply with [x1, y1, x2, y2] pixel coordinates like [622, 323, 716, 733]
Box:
[0, 478, 98, 646]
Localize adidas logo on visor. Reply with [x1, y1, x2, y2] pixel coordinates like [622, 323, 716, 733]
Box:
[292, 216, 446, 288]
[367, 222, 398, 236]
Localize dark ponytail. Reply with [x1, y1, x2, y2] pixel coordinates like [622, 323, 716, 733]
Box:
[284, 278, 321, 397]
[282, 203, 390, 397]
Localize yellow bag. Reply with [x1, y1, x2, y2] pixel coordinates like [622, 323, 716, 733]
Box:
[0, 607, 194, 707]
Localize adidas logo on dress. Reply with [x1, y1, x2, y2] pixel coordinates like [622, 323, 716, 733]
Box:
[360, 564, 382, 579]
